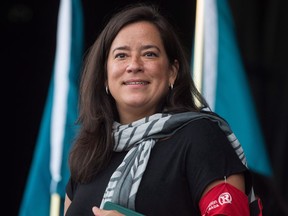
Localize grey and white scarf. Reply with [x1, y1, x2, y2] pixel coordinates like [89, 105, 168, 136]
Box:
[100, 111, 254, 210]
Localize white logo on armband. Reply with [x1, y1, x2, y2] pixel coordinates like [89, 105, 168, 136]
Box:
[218, 192, 232, 205]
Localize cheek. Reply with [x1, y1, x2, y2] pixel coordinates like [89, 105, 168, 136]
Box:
[155, 66, 172, 83]
[107, 64, 121, 83]
[107, 57, 119, 76]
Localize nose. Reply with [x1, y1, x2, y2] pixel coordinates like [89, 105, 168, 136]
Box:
[126, 56, 143, 73]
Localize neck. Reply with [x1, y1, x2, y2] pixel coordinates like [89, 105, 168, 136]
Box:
[118, 109, 156, 125]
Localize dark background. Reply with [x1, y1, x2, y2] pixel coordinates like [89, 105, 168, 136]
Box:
[2, 0, 288, 215]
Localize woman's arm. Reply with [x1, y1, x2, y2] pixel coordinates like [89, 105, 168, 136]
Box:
[199, 173, 249, 216]
[201, 173, 245, 197]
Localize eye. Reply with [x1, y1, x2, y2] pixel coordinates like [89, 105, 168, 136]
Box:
[144, 52, 158, 57]
[115, 53, 127, 59]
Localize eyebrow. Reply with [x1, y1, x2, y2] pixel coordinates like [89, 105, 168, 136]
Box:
[112, 45, 161, 53]
[112, 45, 129, 53]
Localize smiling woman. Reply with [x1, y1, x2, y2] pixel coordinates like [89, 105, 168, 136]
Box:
[63, 3, 262, 216]
[106, 21, 178, 124]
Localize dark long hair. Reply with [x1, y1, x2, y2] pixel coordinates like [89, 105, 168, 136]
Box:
[69, 3, 209, 183]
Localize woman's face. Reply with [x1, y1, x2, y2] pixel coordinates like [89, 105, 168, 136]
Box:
[107, 21, 178, 124]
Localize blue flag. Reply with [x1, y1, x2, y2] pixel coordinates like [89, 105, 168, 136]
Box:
[19, 0, 83, 215]
[192, 0, 272, 176]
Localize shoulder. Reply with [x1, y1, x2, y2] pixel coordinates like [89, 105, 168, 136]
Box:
[66, 177, 78, 201]
[172, 116, 243, 164]
[168, 111, 229, 138]
[179, 117, 229, 144]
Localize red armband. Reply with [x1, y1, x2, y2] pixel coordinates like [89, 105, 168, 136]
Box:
[199, 182, 249, 216]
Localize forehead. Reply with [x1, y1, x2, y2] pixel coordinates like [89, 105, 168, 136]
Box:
[111, 21, 163, 46]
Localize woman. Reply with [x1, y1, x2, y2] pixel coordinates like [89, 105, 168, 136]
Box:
[64, 3, 262, 216]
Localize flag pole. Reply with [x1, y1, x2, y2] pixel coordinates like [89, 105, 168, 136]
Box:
[193, 0, 205, 105]
[50, 193, 61, 216]
[49, 0, 72, 214]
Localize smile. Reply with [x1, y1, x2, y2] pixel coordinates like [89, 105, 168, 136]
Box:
[123, 81, 149, 85]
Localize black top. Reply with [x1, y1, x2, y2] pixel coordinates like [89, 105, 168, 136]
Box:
[65, 118, 251, 216]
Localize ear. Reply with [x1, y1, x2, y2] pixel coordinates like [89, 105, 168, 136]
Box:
[169, 59, 179, 84]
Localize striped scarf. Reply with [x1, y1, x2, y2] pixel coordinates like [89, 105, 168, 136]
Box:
[100, 111, 253, 210]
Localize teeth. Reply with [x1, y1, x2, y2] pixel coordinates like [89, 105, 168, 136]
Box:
[125, 81, 147, 85]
